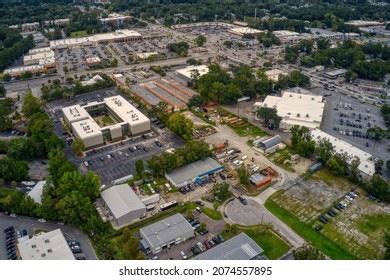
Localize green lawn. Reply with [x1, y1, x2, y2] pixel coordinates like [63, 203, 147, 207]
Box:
[222, 225, 290, 259]
[268, 148, 295, 173]
[202, 207, 223, 220]
[229, 122, 268, 137]
[356, 214, 390, 235]
[265, 197, 358, 260]
[312, 168, 353, 191]
[102, 115, 115, 126]
[70, 30, 87, 38]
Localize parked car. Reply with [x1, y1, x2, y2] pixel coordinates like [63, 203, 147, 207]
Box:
[180, 251, 187, 259]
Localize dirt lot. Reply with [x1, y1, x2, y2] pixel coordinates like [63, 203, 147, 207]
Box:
[270, 170, 390, 259]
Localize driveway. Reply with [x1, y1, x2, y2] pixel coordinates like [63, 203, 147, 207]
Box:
[0, 213, 97, 260]
[224, 198, 304, 248]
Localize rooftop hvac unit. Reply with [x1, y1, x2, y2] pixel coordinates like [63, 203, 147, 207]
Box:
[32, 244, 37, 248]
[41, 253, 46, 257]
[45, 239, 50, 243]
[306, 114, 309, 117]
[47, 248, 52, 253]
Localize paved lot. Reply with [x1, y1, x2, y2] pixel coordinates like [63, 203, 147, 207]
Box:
[0, 213, 97, 260]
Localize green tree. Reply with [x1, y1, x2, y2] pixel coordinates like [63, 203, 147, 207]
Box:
[22, 90, 42, 118]
[345, 70, 358, 83]
[167, 112, 193, 141]
[194, 35, 207, 47]
[326, 153, 348, 176]
[135, 159, 145, 179]
[314, 138, 334, 163]
[0, 83, 6, 97]
[367, 126, 386, 140]
[316, 38, 330, 50]
[213, 182, 231, 201]
[2, 74, 12, 82]
[71, 138, 85, 157]
[290, 126, 315, 157]
[237, 166, 251, 187]
[256, 107, 282, 129]
[384, 233, 390, 260]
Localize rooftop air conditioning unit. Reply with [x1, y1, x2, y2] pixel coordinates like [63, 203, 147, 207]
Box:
[45, 239, 50, 243]
[41, 253, 46, 257]
[47, 249, 52, 253]
[32, 244, 37, 248]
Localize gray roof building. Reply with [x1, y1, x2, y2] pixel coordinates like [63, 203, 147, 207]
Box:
[165, 157, 224, 187]
[101, 184, 146, 228]
[194, 233, 264, 260]
[140, 213, 194, 254]
[259, 135, 282, 150]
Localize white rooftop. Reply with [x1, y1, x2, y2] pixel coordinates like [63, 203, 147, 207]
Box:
[265, 69, 287, 82]
[61, 104, 90, 123]
[256, 91, 325, 129]
[229, 27, 264, 35]
[72, 118, 103, 139]
[4, 65, 43, 74]
[175, 65, 209, 80]
[311, 129, 375, 177]
[101, 184, 146, 220]
[104, 95, 149, 126]
[17, 229, 75, 260]
[273, 30, 300, 36]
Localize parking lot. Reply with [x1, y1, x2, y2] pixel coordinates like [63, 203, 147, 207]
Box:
[321, 90, 390, 175]
[0, 213, 97, 260]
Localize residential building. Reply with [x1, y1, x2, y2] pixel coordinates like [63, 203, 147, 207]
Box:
[140, 213, 194, 254]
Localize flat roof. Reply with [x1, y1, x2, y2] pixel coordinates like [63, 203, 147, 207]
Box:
[175, 65, 209, 80]
[257, 91, 325, 128]
[311, 129, 375, 176]
[166, 157, 223, 186]
[62, 104, 90, 123]
[140, 213, 193, 248]
[4, 65, 43, 74]
[17, 229, 75, 260]
[72, 118, 103, 139]
[104, 95, 149, 126]
[101, 184, 145, 220]
[273, 30, 300, 36]
[229, 27, 264, 35]
[325, 69, 347, 76]
[194, 233, 264, 260]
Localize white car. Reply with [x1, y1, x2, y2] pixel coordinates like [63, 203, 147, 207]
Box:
[10, 213, 17, 218]
[180, 251, 187, 260]
[38, 219, 47, 223]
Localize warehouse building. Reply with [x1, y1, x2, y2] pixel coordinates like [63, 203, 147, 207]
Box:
[165, 157, 224, 188]
[140, 213, 194, 254]
[254, 91, 325, 130]
[253, 135, 284, 153]
[101, 184, 146, 228]
[273, 30, 312, 44]
[62, 95, 150, 149]
[194, 233, 264, 260]
[228, 27, 264, 36]
[175, 65, 209, 82]
[17, 229, 75, 260]
[311, 129, 375, 180]
[323, 69, 347, 79]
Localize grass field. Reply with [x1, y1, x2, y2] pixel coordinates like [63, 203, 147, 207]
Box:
[265, 196, 358, 260]
[222, 225, 290, 259]
[70, 30, 87, 38]
[202, 207, 223, 220]
[267, 148, 295, 173]
[312, 169, 353, 191]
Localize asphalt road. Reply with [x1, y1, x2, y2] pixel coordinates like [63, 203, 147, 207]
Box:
[0, 213, 97, 260]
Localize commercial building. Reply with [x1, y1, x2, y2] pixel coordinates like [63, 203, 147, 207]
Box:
[44, 18, 70, 27]
[136, 52, 158, 60]
[345, 20, 383, 27]
[62, 95, 150, 149]
[17, 229, 75, 260]
[249, 173, 272, 189]
[100, 13, 133, 26]
[21, 22, 40, 32]
[194, 233, 264, 260]
[175, 65, 209, 81]
[254, 91, 325, 130]
[253, 135, 284, 153]
[359, 26, 390, 37]
[311, 129, 375, 180]
[229, 27, 264, 36]
[265, 69, 287, 82]
[165, 157, 224, 188]
[323, 69, 347, 79]
[273, 30, 312, 44]
[50, 29, 142, 49]
[140, 213, 194, 254]
[101, 184, 146, 227]
[85, 57, 102, 67]
[309, 28, 344, 40]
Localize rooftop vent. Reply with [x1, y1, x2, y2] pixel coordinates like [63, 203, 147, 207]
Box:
[44, 239, 50, 243]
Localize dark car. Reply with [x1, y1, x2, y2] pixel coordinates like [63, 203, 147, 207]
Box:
[238, 196, 248, 205]
[219, 173, 226, 180]
[22, 229, 28, 236]
[327, 210, 336, 217]
[319, 215, 328, 224]
[217, 234, 225, 242]
[334, 204, 342, 211]
[212, 236, 221, 244]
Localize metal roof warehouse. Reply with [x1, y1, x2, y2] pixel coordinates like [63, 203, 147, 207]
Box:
[194, 233, 264, 260]
[165, 157, 224, 187]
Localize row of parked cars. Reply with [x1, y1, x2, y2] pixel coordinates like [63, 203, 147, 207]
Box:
[190, 234, 225, 256]
[316, 191, 358, 229]
[3, 226, 17, 260]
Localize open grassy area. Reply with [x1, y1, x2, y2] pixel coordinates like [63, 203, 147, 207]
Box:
[356, 214, 390, 235]
[202, 207, 223, 220]
[267, 148, 295, 173]
[265, 196, 358, 260]
[70, 30, 88, 38]
[312, 168, 353, 191]
[222, 225, 290, 259]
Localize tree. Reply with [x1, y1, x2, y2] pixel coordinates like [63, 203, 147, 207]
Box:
[0, 157, 29, 181]
[212, 182, 231, 201]
[293, 244, 326, 260]
[22, 90, 42, 118]
[384, 233, 390, 260]
[256, 107, 282, 129]
[326, 153, 348, 176]
[167, 112, 193, 141]
[364, 174, 390, 202]
[316, 38, 330, 50]
[2, 73, 11, 82]
[299, 39, 314, 54]
[349, 157, 361, 184]
[345, 70, 357, 83]
[135, 159, 145, 179]
[290, 126, 315, 158]
[314, 138, 334, 163]
[0, 83, 6, 97]
[367, 126, 386, 140]
[237, 166, 251, 187]
[188, 95, 204, 108]
[71, 138, 85, 157]
[194, 35, 206, 47]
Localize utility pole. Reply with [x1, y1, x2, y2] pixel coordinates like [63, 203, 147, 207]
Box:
[255, 8, 257, 19]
